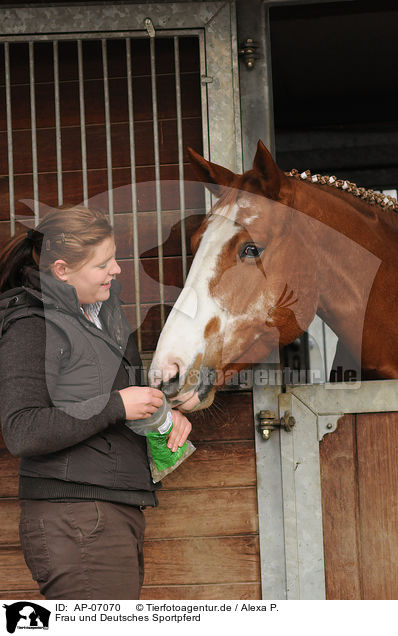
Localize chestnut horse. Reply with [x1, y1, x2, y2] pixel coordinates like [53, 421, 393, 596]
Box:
[149, 141, 398, 411]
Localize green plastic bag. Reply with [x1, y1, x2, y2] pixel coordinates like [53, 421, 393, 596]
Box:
[125, 396, 195, 482]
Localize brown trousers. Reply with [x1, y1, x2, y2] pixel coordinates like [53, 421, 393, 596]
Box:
[19, 499, 146, 599]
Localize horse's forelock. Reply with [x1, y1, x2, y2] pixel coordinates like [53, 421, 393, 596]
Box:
[211, 187, 239, 217]
[209, 176, 263, 221]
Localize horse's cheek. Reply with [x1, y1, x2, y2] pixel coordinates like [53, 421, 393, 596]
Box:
[211, 266, 266, 317]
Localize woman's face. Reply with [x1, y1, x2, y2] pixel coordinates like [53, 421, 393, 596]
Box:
[55, 236, 121, 305]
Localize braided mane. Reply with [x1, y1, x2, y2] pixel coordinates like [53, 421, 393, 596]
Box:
[285, 168, 398, 212]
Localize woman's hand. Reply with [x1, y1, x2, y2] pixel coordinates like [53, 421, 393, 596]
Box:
[118, 386, 164, 420]
[167, 409, 192, 453]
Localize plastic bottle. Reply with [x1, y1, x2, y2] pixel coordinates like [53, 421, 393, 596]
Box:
[125, 395, 195, 482]
[125, 395, 173, 436]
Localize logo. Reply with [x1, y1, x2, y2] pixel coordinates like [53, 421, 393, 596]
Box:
[3, 603, 50, 634]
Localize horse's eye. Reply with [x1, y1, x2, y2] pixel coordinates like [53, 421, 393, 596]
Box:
[240, 244, 264, 259]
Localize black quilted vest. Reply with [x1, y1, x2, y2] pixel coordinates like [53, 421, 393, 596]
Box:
[0, 269, 158, 501]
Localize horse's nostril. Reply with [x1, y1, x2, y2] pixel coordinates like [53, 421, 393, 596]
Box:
[160, 372, 180, 398]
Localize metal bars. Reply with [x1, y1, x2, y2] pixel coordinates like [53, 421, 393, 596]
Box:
[28, 42, 39, 224]
[2, 33, 197, 351]
[102, 39, 114, 226]
[53, 41, 63, 207]
[126, 38, 142, 352]
[174, 36, 187, 283]
[4, 43, 15, 236]
[77, 40, 88, 206]
[149, 36, 165, 327]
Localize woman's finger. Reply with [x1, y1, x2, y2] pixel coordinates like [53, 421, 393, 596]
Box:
[170, 427, 190, 451]
[167, 411, 192, 451]
[149, 396, 164, 409]
[150, 388, 165, 400]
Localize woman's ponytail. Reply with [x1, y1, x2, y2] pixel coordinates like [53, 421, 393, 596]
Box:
[0, 229, 39, 292]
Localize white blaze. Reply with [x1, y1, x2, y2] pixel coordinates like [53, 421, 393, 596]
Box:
[150, 206, 239, 386]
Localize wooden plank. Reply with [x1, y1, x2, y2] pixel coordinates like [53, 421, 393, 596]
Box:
[0, 588, 43, 600]
[140, 583, 260, 600]
[114, 210, 204, 259]
[145, 487, 258, 539]
[0, 163, 205, 219]
[189, 392, 254, 442]
[0, 538, 260, 590]
[160, 441, 256, 490]
[319, 414, 362, 599]
[0, 543, 260, 598]
[0, 73, 199, 130]
[355, 412, 398, 599]
[85, 162, 205, 214]
[0, 547, 36, 591]
[0, 399, 253, 509]
[1, 391, 254, 462]
[0, 499, 20, 546]
[0, 174, 38, 219]
[0, 117, 203, 175]
[0, 583, 259, 602]
[0, 449, 19, 498]
[143, 536, 260, 586]
[0, 399, 253, 454]
[117, 256, 184, 304]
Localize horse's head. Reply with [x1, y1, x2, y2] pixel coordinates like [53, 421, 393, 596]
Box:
[149, 141, 319, 411]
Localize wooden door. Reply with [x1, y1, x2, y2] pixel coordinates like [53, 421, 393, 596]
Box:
[0, 4, 261, 600]
[256, 381, 398, 599]
[321, 412, 398, 599]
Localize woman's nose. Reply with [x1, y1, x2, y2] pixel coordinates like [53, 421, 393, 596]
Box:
[110, 258, 121, 275]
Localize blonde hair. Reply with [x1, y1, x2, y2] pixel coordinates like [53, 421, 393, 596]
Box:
[0, 205, 113, 292]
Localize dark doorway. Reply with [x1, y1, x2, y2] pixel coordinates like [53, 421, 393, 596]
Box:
[270, 0, 398, 189]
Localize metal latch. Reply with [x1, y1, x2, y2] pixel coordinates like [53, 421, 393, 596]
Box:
[144, 17, 156, 38]
[201, 75, 214, 85]
[238, 38, 260, 70]
[257, 409, 296, 441]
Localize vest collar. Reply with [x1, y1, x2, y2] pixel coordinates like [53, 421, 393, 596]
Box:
[22, 267, 122, 315]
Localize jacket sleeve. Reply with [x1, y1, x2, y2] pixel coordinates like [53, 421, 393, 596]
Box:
[0, 316, 127, 457]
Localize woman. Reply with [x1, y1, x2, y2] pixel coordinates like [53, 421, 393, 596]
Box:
[0, 205, 191, 599]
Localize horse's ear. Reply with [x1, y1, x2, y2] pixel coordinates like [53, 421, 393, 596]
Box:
[187, 147, 235, 197]
[252, 140, 283, 197]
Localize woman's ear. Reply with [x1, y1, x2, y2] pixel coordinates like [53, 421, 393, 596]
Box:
[52, 259, 68, 282]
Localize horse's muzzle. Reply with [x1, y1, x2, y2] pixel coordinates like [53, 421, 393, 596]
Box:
[159, 372, 180, 399]
[159, 365, 217, 410]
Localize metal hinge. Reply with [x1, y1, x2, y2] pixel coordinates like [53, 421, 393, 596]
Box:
[317, 414, 343, 441]
[257, 409, 296, 441]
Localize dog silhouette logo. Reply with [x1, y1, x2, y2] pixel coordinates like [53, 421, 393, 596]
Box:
[3, 602, 50, 633]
